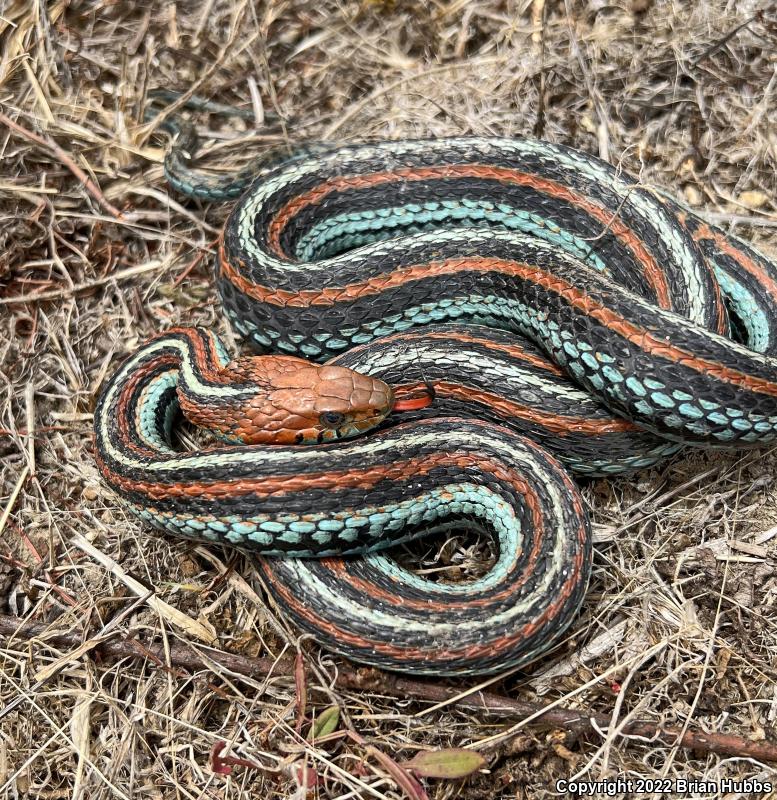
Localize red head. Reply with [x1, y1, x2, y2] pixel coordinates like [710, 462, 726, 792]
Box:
[178, 354, 395, 445]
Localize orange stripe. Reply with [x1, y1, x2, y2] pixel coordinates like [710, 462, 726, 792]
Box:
[339, 327, 566, 377]
[104, 449, 520, 502]
[259, 165, 671, 307]
[116, 354, 179, 458]
[431, 381, 639, 434]
[255, 445, 590, 661]
[316, 470, 549, 612]
[257, 527, 587, 662]
[692, 221, 777, 304]
[113, 331, 236, 459]
[220, 251, 777, 397]
[215, 252, 533, 306]
[514, 260, 777, 398]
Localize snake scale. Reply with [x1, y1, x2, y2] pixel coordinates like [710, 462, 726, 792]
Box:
[93, 98, 777, 675]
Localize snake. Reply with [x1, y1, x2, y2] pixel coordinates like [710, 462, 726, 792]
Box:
[94, 97, 777, 676]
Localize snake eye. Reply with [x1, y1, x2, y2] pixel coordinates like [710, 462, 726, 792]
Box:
[319, 411, 346, 428]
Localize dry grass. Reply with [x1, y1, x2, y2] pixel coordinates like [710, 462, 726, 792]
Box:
[1, 1, 777, 797]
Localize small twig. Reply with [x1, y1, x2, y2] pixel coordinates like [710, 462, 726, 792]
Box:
[0, 425, 74, 437]
[1, 614, 775, 764]
[691, 11, 763, 66]
[294, 648, 307, 734]
[0, 111, 124, 219]
[0, 594, 151, 723]
[0, 466, 29, 540]
[173, 235, 219, 287]
[322, 57, 504, 138]
[24, 382, 35, 476]
[70, 532, 216, 644]
[531, 0, 547, 138]
[584, 182, 645, 244]
[210, 741, 268, 776]
[703, 213, 777, 230]
[0, 260, 166, 305]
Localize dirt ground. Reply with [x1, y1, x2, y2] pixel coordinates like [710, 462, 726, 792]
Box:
[1, 1, 777, 798]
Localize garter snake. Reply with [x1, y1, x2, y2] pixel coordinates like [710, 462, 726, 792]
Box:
[94, 96, 777, 675]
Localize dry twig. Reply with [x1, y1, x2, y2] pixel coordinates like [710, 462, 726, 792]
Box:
[1, 615, 775, 765]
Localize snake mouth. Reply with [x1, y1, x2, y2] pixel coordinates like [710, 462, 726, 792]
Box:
[391, 382, 436, 413]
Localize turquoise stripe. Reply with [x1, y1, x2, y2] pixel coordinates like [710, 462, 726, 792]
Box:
[294, 200, 607, 273]
[713, 265, 771, 353]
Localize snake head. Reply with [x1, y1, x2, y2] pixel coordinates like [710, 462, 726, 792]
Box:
[178, 354, 394, 445]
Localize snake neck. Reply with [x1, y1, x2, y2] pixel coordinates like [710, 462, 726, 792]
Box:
[99, 327, 394, 452]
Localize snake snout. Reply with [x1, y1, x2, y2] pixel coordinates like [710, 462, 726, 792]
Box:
[315, 366, 394, 428]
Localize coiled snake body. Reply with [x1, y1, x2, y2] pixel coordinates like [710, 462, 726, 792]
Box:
[94, 123, 777, 675]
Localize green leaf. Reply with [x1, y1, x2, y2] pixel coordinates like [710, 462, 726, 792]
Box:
[309, 705, 340, 741]
[402, 748, 486, 779]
